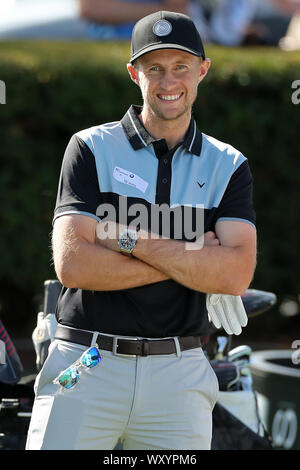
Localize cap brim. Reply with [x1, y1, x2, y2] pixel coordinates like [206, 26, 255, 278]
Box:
[130, 43, 205, 63]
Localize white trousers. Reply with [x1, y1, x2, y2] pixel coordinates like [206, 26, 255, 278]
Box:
[26, 333, 219, 450]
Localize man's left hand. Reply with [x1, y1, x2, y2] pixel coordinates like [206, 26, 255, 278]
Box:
[206, 293, 248, 335]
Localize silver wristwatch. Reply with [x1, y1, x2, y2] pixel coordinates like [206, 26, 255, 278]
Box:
[118, 227, 138, 256]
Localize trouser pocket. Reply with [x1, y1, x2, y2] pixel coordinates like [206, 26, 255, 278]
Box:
[33, 339, 86, 396]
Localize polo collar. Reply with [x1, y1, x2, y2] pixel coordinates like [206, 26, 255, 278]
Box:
[121, 105, 202, 156]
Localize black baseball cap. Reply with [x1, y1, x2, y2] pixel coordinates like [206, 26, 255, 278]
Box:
[130, 11, 206, 63]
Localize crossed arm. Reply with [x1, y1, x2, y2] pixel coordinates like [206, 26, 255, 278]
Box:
[52, 214, 256, 295]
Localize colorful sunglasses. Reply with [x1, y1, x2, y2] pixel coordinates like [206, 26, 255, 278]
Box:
[53, 346, 102, 389]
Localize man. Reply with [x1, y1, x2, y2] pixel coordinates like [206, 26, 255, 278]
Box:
[79, 0, 190, 40]
[78, 0, 211, 41]
[26, 11, 256, 450]
[79, 0, 257, 46]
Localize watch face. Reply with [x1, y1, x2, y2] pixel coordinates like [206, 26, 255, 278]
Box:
[120, 238, 132, 249]
[119, 229, 137, 253]
[127, 229, 137, 241]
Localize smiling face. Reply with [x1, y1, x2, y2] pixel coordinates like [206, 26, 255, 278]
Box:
[128, 49, 210, 126]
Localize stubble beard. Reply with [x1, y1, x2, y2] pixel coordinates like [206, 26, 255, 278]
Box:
[144, 90, 197, 125]
[148, 97, 189, 123]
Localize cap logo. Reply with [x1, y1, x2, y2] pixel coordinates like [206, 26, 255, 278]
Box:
[153, 19, 172, 37]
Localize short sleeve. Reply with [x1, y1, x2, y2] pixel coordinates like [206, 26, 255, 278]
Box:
[53, 134, 102, 224]
[214, 159, 256, 228]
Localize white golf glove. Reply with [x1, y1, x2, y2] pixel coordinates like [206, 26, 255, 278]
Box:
[206, 294, 248, 335]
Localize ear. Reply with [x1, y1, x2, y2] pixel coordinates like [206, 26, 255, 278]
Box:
[127, 63, 139, 86]
[198, 58, 211, 85]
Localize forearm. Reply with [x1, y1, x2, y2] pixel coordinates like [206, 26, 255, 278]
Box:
[79, 0, 189, 24]
[54, 236, 168, 291]
[133, 230, 255, 295]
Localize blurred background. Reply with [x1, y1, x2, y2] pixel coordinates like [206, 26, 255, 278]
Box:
[0, 0, 300, 368]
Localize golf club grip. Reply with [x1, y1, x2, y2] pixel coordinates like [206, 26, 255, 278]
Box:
[43, 280, 62, 314]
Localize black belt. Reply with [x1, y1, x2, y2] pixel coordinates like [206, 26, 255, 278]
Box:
[55, 325, 202, 357]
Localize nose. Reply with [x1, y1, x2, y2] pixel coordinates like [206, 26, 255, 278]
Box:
[160, 69, 178, 89]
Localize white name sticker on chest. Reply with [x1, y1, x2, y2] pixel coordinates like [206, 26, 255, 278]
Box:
[113, 166, 149, 193]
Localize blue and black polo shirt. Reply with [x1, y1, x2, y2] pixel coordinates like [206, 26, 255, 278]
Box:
[53, 105, 256, 338]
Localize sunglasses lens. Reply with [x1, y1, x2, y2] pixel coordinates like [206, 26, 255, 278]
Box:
[54, 347, 101, 389]
[58, 365, 79, 389]
[81, 346, 101, 368]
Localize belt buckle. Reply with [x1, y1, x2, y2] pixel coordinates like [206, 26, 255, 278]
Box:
[112, 336, 138, 358]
